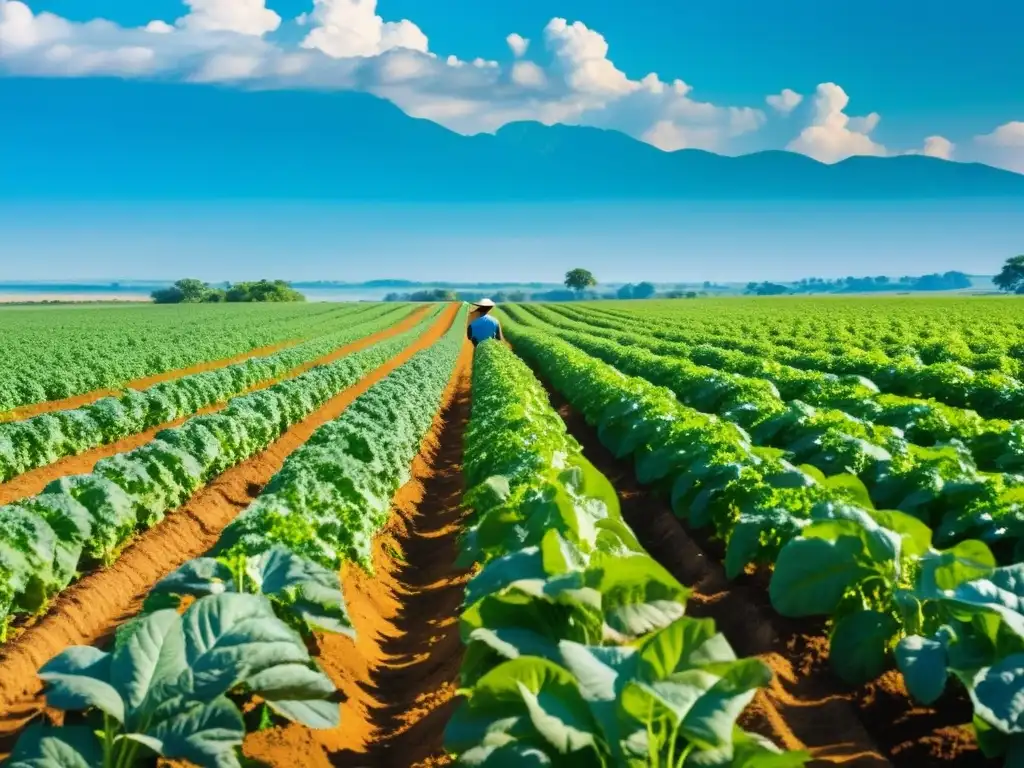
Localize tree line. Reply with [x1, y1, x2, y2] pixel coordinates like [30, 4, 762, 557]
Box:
[152, 279, 305, 304]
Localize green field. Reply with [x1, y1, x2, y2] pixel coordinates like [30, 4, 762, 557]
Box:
[0, 297, 1021, 768]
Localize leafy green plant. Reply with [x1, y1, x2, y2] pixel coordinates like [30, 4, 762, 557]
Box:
[6, 593, 338, 768]
[143, 545, 355, 638]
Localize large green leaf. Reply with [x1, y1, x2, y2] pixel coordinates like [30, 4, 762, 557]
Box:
[109, 608, 188, 726]
[769, 535, 873, 617]
[182, 593, 310, 698]
[456, 742, 555, 766]
[255, 546, 354, 638]
[146, 695, 246, 767]
[637, 616, 733, 680]
[586, 556, 689, 638]
[829, 610, 898, 685]
[969, 654, 1024, 734]
[6, 725, 104, 768]
[895, 634, 949, 705]
[39, 646, 124, 722]
[679, 659, 773, 750]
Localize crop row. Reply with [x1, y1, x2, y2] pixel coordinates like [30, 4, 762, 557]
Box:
[0, 303, 416, 485]
[589, 299, 1024, 366]
[525, 304, 1023, 465]
[563, 304, 1024, 419]
[507, 306, 1024, 560]
[0, 305, 446, 641]
[446, 339, 807, 766]
[503, 319, 1024, 766]
[0, 302, 375, 413]
[5, 304, 470, 767]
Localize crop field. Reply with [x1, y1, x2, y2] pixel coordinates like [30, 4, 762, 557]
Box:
[0, 297, 1021, 768]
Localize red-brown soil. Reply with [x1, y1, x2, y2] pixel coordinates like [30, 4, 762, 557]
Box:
[0, 303, 460, 751]
[242, 339, 473, 768]
[0, 306, 428, 506]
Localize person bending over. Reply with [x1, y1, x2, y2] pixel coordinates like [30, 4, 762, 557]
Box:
[467, 298, 503, 346]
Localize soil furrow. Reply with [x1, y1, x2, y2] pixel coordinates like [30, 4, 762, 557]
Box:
[243, 341, 473, 768]
[0, 306, 430, 506]
[529, 374, 892, 768]
[0, 303, 460, 749]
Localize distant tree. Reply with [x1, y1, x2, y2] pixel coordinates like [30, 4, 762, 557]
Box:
[151, 278, 225, 304]
[616, 284, 636, 299]
[702, 281, 713, 289]
[685, 291, 698, 299]
[745, 282, 759, 294]
[225, 280, 305, 302]
[754, 282, 789, 296]
[564, 268, 597, 296]
[633, 281, 656, 299]
[994, 256, 1024, 294]
[506, 290, 527, 302]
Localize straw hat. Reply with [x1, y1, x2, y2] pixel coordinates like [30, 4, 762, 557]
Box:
[473, 298, 496, 308]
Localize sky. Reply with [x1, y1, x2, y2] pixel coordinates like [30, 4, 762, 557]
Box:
[1, 0, 1023, 281]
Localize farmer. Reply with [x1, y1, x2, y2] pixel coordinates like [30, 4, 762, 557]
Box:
[467, 298, 504, 346]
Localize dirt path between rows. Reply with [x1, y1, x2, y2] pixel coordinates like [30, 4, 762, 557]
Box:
[0, 303, 461, 751]
[0, 306, 428, 506]
[244, 341, 473, 768]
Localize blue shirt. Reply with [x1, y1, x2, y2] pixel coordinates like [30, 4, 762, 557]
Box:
[468, 314, 501, 343]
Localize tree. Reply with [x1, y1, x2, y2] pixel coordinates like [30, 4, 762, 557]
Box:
[564, 268, 597, 296]
[151, 278, 224, 304]
[685, 291, 698, 299]
[994, 256, 1024, 294]
[633, 281, 656, 299]
[616, 284, 636, 299]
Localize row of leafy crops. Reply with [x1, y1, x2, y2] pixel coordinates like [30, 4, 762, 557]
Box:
[0, 303, 416, 484]
[566, 303, 1024, 419]
[528, 304, 1024, 466]
[0, 302, 381, 413]
[5, 306, 472, 767]
[502, 316, 1024, 766]
[588, 298, 1024, 367]
[446, 339, 807, 767]
[0, 305, 446, 641]
[506, 306, 1024, 559]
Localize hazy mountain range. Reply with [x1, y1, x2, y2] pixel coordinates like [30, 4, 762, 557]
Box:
[3, 78, 1024, 201]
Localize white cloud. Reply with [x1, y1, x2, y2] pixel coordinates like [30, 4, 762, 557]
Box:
[3, 2, 1009, 173]
[510, 60, 545, 88]
[973, 122, 1024, 173]
[300, 0, 428, 58]
[765, 88, 802, 114]
[787, 82, 886, 163]
[0, 0, 70, 50]
[176, 0, 280, 37]
[144, 20, 174, 34]
[919, 135, 955, 160]
[506, 33, 528, 58]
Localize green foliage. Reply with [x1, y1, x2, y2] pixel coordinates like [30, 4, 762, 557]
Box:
[994, 255, 1024, 295]
[564, 269, 598, 294]
[224, 279, 306, 303]
[500, 306, 1024, 765]
[447, 340, 806, 767]
[6, 593, 338, 768]
[0, 305, 447, 639]
[0, 305, 414, 484]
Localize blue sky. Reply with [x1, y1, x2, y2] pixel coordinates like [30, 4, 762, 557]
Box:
[1, 0, 1023, 280]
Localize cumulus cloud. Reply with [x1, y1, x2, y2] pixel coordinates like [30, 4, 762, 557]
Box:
[766, 88, 802, 114]
[3, 1, 1017, 174]
[973, 122, 1024, 173]
[300, 0, 428, 58]
[506, 33, 528, 58]
[176, 0, 280, 36]
[787, 82, 886, 163]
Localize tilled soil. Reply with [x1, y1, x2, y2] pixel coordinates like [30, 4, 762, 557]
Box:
[243, 340, 473, 768]
[538, 380, 996, 768]
[0, 303, 460, 751]
[0, 306, 429, 506]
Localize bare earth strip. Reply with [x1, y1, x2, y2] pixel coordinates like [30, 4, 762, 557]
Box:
[243, 339, 474, 768]
[0, 306, 430, 506]
[0, 303, 460, 749]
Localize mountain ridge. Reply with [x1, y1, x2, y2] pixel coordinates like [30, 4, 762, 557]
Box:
[2, 77, 1022, 200]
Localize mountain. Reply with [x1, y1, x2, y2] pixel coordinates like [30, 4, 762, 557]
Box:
[2, 77, 1023, 200]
